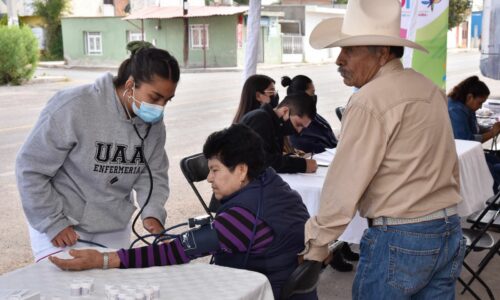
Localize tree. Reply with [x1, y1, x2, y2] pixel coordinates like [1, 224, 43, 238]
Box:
[0, 25, 39, 84]
[449, 0, 472, 29]
[32, 0, 69, 60]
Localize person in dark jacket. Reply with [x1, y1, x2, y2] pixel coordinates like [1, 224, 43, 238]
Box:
[282, 75, 338, 153]
[50, 124, 317, 300]
[240, 94, 318, 174]
[233, 74, 279, 123]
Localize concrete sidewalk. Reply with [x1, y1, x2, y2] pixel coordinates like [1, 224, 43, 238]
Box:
[37, 60, 335, 74]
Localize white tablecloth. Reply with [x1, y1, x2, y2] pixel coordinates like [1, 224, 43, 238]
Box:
[280, 140, 493, 244]
[0, 257, 274, 300]
[455, 139, 493, 216]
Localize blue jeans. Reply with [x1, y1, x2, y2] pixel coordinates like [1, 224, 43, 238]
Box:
[352, 215, 466, 300]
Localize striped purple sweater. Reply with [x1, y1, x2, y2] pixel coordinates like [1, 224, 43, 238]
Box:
[117, 207, 274, 268]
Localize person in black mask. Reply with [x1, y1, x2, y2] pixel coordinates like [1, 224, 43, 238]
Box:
[240, 93, 318, 174]
[233, 74, 279, 124]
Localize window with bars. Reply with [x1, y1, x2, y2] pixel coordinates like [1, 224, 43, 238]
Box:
[190, 24, 209, 49]
[84, 32, 102, 55]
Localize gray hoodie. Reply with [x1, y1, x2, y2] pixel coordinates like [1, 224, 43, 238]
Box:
[16, 73, 169, 239]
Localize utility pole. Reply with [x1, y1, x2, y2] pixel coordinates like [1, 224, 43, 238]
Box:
[183, 0, 189, 67]
[7, 0, 19, 26]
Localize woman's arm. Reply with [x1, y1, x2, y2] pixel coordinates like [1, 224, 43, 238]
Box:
[481, 122, 500, 143]
[16, 109, 75, 241]
[50, 207, 274, 271]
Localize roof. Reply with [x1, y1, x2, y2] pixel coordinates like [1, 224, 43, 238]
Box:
[123, 6, 248, 20]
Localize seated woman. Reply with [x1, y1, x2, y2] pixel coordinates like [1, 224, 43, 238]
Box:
[448, 75, 500, 192]
[50, 124, 317, 300]
[233, 74, 278, 123]
[282, 75, 337, 154]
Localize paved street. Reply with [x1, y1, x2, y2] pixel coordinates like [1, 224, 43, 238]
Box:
[1, 50, 499, 299]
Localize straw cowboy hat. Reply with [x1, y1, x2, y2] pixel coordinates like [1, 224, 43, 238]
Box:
[309, 0, 428, 53]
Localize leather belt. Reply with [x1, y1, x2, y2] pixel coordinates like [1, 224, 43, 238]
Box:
[367, 205, 457, 227]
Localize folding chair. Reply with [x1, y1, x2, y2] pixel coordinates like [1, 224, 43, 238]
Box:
[180, 153, 214, 219]
[458, 192, 500, 300]
[335, 106, 345, 122]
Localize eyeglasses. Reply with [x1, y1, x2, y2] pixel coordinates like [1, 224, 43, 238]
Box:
[263, 89, 277, 96]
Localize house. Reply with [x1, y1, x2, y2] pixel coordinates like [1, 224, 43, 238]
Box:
[61, 4, 284, 68]
[264, 3, 344, 63]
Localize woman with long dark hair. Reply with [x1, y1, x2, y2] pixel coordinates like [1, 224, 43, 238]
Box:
[16, 41, 179, 261]
[448, 75, 500, 192]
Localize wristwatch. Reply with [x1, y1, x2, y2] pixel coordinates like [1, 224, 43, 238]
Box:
[102, 252, 109, 270]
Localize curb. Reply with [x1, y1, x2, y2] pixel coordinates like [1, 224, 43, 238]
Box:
[27, 76, 69, 85]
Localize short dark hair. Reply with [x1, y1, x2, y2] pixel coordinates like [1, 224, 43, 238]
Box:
[203, 124, 266, 180]
[277, 93, 317, 119]
[281, 75, 313, 95]
[113, 41, 180, 88]
[233, 74, 275, 123]
[448, 76, 490, 103]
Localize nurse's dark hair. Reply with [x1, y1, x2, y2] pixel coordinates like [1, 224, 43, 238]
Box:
[203, 124, 266, 180]
[113, 41, 180, 87]
[448, 76, 490, 104]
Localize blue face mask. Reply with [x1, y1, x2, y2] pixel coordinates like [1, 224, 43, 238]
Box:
[129, 87, 165, 124]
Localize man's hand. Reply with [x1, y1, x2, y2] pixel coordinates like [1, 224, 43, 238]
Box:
[49, 249, 119, 271]
[305, 159, 318, 173]
[143, 217, 164, 234]
[51, 226, 79, 248]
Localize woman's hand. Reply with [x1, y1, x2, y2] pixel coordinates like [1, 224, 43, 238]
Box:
[143, 217, 164, 234]
[51, 226, 79, 247]
[49, 249, 103, 271]
[492, 122, 500, 136]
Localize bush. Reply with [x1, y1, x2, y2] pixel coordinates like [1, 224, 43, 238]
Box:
[0, 26, 39, 85]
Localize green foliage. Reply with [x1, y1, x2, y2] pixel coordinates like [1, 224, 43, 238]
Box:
[334, 0, 349, 4]
[0, 26, 39, 85]
[0, 15, 7, 26]
[33, 0, 69, 60]
[449, 0, 471, 29]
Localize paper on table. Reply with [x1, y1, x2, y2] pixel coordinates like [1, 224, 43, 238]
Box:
[313, 150, 335, 167]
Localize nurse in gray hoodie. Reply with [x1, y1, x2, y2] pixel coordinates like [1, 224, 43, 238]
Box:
[15, 41, 180, 261]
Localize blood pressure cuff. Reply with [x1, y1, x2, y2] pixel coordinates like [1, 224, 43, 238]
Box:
[179, 222, 220, 257]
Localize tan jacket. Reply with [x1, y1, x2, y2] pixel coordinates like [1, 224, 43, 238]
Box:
[304, 59, 461, 261]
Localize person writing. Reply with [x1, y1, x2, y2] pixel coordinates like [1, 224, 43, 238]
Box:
[16, 41, 179, 261]
[239, 93, 318, 174]
[50, 124, 317, 300]
[302, 0, 464, 298]
[448, 75, 500, 192]
[282, 75, 338, 154]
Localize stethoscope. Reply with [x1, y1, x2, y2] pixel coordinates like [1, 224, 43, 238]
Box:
[78, 86, 155, 249]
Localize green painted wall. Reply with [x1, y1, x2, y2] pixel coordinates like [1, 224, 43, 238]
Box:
[62, 14, 281, 68]
[187, 15, 238, 68]
[62, 17, 137, 66]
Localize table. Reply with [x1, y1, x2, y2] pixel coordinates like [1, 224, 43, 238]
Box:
[0, 253, 274, 300]
[280, 140, 493, 244]
[455, 139, 494, 216]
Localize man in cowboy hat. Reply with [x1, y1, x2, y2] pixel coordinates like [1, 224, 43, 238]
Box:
[302, 0, 465, 298]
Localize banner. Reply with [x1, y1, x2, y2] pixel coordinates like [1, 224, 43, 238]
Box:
[480, 0, 500, 80]
[400, 0, 449, 89]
